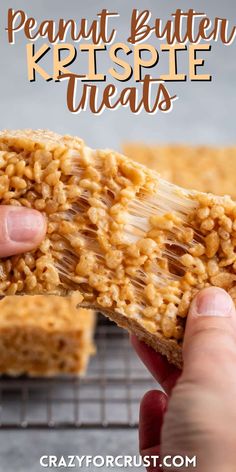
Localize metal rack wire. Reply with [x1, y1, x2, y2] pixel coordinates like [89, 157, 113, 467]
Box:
[0, 320, 156, 429]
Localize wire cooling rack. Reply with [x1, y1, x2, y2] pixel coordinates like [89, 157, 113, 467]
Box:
[0, 319, 156, 429]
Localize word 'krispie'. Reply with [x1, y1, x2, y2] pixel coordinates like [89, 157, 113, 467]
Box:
[0, 130, 236, 367]
[0, 294, 95, 376]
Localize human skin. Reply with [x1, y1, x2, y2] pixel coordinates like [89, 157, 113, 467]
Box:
[0, 205, 46, 257]
[132, 287, 236, 472]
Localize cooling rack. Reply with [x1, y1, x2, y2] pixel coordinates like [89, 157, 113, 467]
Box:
[0, 319, 157, 429]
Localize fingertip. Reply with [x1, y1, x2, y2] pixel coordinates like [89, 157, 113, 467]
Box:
[140, 389, 167, 417]
[185, 286, 236, 342]
[0, 206, 47, 257]
[140, 389, 167, 453]
[183, 287, 236, 375]
[189, 287, 234, 319]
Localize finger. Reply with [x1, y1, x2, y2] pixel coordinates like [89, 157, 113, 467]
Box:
[139, 390, 167, 471]
[131, 335, 181, 394]
[183, 287, 236, 383]
[0, 206, 46, 257]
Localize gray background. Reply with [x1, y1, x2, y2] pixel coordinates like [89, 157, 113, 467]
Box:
[0, 1, 235, 471]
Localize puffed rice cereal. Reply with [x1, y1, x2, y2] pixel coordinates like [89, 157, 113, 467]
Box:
[0, 130, 236, 367]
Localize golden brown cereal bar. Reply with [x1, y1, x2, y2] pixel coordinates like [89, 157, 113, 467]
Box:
[0, 294, 95, 376]
[123, 143, 236, 198]
[1, 130, 236, 367]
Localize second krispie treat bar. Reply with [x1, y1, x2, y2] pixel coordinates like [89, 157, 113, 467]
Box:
[123, 144, 236, 198]
[0, 294, 95, 376]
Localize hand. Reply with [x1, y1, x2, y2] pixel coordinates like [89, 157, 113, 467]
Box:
[132, 287, 236, 471]
[0, 206, 46, 257]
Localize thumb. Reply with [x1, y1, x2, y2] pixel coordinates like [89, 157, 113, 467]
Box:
[0, 206, 46, 257]
[183, 286, 236, 382]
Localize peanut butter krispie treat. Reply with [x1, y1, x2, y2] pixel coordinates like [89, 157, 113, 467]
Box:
[1, 130, 236, 367]
[124, 144, 236, 198]
[0, 294, 95, 376]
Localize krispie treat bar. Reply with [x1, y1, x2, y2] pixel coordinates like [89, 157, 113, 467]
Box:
[0, 294, 95, 376]
[1, 130, 236, 367]
[123, 144, 236, 198]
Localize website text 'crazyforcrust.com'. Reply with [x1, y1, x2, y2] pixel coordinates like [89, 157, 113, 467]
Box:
[40, 455, 197, 468]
